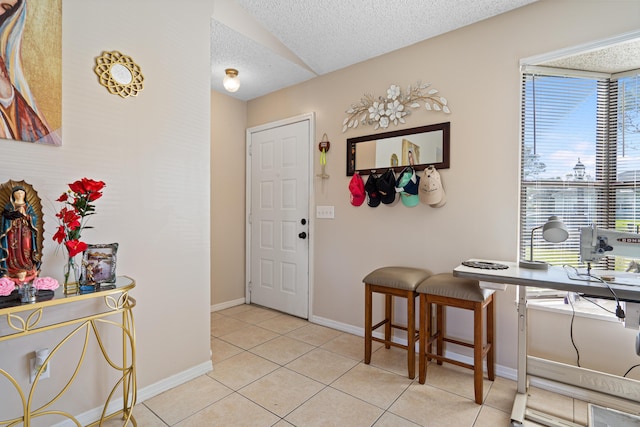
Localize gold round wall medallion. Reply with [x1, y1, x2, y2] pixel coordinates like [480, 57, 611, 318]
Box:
[94, 51, 144, 98]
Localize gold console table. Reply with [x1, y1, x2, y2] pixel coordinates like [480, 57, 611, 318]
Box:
[0, 276, 136, 426]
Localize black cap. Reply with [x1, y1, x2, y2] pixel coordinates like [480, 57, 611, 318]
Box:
[364, 174, 381, 207]
[376, 169, 396, 204]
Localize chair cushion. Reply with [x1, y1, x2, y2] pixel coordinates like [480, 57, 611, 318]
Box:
[363, 267, 433, 291]
[416, 273, 494, 302]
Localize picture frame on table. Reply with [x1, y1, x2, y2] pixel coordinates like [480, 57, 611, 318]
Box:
[82, 243, 118, 285]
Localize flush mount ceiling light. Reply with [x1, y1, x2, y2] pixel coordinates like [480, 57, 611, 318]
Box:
[223, 68, 240, 93]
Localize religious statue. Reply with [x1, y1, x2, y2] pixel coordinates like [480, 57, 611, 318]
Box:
[0, 180, 43, 284]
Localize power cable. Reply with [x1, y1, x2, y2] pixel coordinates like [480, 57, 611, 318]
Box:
[624, 364, 640, 378]
[563, 265, 625, 320]
[566, 292, 581, 367]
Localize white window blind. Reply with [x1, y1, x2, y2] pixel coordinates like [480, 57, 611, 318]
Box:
[520, 71, 640, 275]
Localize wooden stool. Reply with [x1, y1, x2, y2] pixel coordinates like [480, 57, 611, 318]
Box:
[363, 266, 432, 379]
[417, 273, 495, 404]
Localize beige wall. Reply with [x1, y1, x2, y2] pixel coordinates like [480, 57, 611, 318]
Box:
[211, 91, 247, 306]
[0, 0, 213, 418]
[226, 0, 640, 376]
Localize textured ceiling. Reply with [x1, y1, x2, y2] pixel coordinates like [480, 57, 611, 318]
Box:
[211, 1, 640, 101]
[540, 38, 640, 74]
[211, 0, 537, 101]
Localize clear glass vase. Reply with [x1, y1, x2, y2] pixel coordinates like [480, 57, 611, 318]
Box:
[63, 257, 80, 294]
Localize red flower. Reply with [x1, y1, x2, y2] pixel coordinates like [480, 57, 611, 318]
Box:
[53, 178, 106, 269]
[83, 178, 105, 193]
[53, 226, 66, 244]
[56, 207, 81, 229]
[65, 240, 88, 257]
[69, 178, 105, 195]
[67, 180, 84, 194]
[87, 191, 103, 201]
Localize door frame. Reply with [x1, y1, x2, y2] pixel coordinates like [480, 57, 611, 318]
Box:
[245, 112, 315, 319]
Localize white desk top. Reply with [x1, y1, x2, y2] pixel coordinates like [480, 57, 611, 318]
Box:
[454, 260, 640, 302]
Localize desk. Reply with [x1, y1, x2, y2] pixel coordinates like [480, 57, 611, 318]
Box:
[0, 276, 136, 426]
[454, 261, 640, 427]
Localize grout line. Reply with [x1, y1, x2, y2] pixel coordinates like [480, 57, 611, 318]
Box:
[208, 305, 573, 426]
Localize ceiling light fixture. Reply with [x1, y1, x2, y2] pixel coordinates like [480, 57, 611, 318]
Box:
[223, 68, 240, 93]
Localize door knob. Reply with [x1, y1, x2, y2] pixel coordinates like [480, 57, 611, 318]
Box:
[298, 232, 307, 239]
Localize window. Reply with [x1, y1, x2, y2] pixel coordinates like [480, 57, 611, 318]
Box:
[520, 69, 640, 274]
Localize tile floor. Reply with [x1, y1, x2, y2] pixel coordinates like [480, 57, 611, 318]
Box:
[113, 304, 591, 426]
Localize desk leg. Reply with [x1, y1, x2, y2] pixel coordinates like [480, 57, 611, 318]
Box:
[511, 285, 528, 426]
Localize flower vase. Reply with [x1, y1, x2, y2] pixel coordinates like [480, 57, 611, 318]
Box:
[63, 257, 81, 294]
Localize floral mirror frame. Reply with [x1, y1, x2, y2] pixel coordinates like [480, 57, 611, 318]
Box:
[94, 51, 144, 98]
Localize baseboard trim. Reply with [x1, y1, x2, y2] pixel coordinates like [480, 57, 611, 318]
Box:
[211, 298, 246, 312]
[137, 360, 213, 403]
[323, 325, 640, 413]
[309, 313, 518, 382]
[52, 361, 213, 427]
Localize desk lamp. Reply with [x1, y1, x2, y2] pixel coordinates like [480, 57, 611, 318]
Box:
[519, 215, 569, 270]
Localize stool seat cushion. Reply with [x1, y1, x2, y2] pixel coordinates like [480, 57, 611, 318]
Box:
[417, 273, 494, 302]
[363, 267, 432, 291]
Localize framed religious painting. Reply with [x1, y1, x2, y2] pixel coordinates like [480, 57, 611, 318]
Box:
[0, 0, 62, 145]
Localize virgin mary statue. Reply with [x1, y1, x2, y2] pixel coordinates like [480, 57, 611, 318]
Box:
[0, 181, 43, 284]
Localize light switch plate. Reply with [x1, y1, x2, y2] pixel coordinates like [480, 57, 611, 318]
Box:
[316, 205, 335, 219]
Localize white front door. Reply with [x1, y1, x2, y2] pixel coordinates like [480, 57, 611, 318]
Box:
[247, 116, 311, 318]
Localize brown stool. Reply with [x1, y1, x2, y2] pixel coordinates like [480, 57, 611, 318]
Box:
[417, 273, 495, 404]
[363, 266, 432, 379]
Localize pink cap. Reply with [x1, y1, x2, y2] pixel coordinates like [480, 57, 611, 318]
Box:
[349, 173, 365, 206]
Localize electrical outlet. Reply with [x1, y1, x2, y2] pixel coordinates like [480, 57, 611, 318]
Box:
[316, 205, 335, 219]
[30, 348, 50, 383]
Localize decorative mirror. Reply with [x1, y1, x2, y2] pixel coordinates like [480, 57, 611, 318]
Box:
[346, 122, 450, 176]
[0, 180, 44, 283]
[94, 51, 144, 98]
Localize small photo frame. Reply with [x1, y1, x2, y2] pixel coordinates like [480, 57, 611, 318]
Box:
[82, 243, 118, 284]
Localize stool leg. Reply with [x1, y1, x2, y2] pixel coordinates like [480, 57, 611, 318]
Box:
[364, 283, 372, 364]
[426, 297, 432, 362]
[436, 304, 444, 365]
[418, 293, 427, 384]
[384, 294, 392, 349]
[487, 295, 495, 381]
[473, 302, 483, 404]
[407, 291, 416, 379]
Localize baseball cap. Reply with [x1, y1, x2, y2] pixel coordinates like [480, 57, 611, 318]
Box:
[419, 166, 446, 207]
[376, 169, 397, 204]
[364, 174, 381, 207]
[395, 168, 420, 207]
[348, 173, 365, 206]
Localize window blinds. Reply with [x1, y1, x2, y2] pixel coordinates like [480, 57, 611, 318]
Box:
[520, 71, 640, 271]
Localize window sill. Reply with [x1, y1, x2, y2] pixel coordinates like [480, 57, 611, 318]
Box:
[527, 297, 621, 323]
